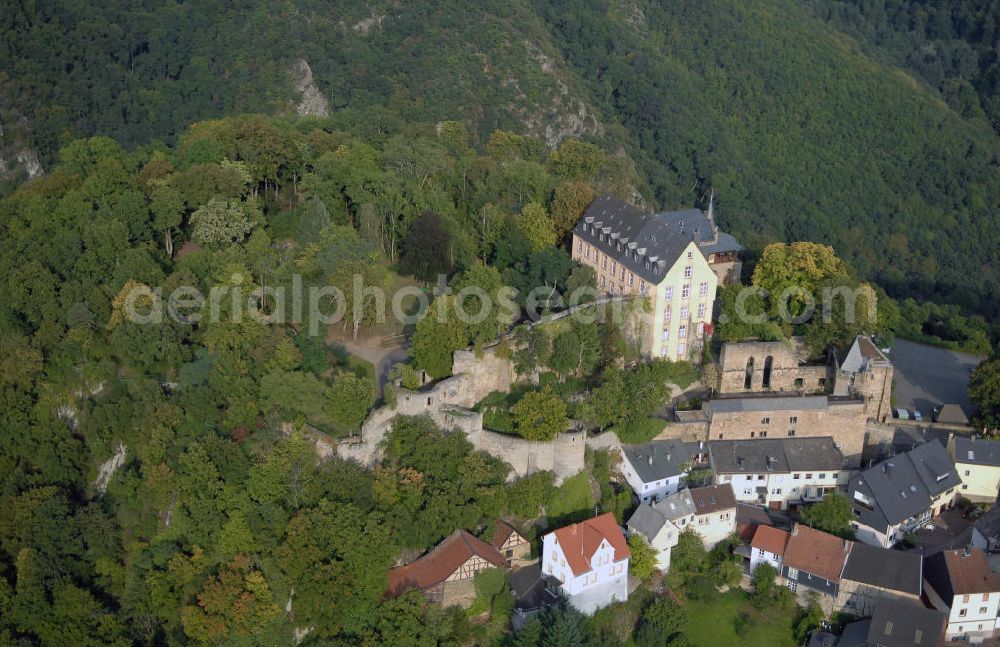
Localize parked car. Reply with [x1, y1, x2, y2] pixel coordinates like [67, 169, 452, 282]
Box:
[895, 408, 910, 420]
[912, 410, 923, 422]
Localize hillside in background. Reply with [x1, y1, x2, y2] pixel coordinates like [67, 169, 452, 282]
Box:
[2, 0, 999, 315]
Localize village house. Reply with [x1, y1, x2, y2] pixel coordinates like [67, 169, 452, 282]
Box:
[541, 512, 630, 614]
[709, 437, 846, 510]
[747, 525, 790, 573]
[571, 194, 743, 359]
[838, 597, 947, 647]
[849, 441, 960, 548]
[781, 524, 851, 607]
[620, 439, 691, 502]
[949, 436, 1000, 503]
[387, 529, 508, 607]
[626, 487, 698, 571]
[490, 520, 531, 565]
[923, 547, 1000, 643]
[749, 523, 924, 615]
[689, 484, 737, 548]
[837, 541, 923, 616]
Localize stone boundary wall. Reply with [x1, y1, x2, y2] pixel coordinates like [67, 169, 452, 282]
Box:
[335, 347, 587, 484]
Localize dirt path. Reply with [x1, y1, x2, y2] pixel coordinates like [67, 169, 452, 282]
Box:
[326, 327, 408, 394]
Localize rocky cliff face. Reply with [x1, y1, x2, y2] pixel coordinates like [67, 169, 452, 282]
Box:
[290, 59, 331, 118]
[0, 120, 43, 182]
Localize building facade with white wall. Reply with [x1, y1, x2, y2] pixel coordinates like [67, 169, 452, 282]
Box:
[620, 439, 691, 503]
[542, 512, 630, 614]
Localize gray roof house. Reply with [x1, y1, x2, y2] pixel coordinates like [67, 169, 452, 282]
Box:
[839, 542, 924, 616]
[952, 436, 1000, 468]
[709, 437, 844, 475]
[625, 487, 698, 572]
[849, 441, 961, 548]
[620, 439, 692, 502]
[838, 596, 946, 647]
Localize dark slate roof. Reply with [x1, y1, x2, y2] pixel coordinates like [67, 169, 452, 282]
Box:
[508, 563, 560, 612]
[841, 542, 922, 595]
[622, 439, 692, 483]
[974, 505, 1000, 538]
[849, 440, 960, 530]
[574, 194, 740, 284]
[652, 207, 744, 255]
[840, 598, 946, 647]
[924, 548, 1000, 601]
[953, 437, 1000, 467]
[708, 437, 844, 475]
[705, 395, 829, 415]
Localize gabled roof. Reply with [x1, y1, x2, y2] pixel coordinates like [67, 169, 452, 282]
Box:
[751, 525, 790, 557]
[783, 524, 851, 583]
[839, 597, 946, 647]
[657, 488, 697, 521]
[841, 541, 922, 596]
[974, 505, 1000, 538]
[626, 502, 671, 542]
[690, 484, 737, 515]
[708, 437, 844, 475]
[737, 503, 773, 541]
[850, 440, 960, 530]
[924, 548, 1000, 602]
[550, 512, 630, 577]
[622, 439, 691, 483]
[387, 529, 506, 596]
[840, 335, 891, 374]
[490, 519, 527, 549]
[953, 437, 1000, 467]
[574, 194, 740, 284]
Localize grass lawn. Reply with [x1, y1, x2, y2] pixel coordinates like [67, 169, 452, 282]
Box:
[683, 591, 796, 647]
[546, 471, 596, 525]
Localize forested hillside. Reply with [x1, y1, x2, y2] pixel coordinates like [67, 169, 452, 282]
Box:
[3, 0, 999, 314]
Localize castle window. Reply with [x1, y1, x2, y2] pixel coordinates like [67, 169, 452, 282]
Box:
[744, 357, 754, 390]
[789, 416, 798, 424]
[638, 279, 644, 292]
[611, 260, 617, 274]
[600, 276, 606, 288]
[794, 378, 804, 389]
[762, 355, 773, 389]
[787, 430, 796, 436]
[761, 417, 770, 425]
[602, 256, 608, 270]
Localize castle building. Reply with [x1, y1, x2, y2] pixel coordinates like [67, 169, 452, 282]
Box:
[571, 194, 743, 359]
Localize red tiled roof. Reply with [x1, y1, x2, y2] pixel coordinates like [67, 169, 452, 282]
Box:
[783, 524, 851, 583]
[490, 519, 524, 549]
[751, 526, 790, 557]
[386, 529, 506, 597]
[552, 512, 630, 577]
[941, 548, 1000, 595]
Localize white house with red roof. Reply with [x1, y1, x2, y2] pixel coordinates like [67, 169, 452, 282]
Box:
[749, 525, 790, 573]
[541, 512, 630, 614]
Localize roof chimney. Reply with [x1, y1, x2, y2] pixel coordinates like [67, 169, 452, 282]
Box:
[648, 454, 653, 466]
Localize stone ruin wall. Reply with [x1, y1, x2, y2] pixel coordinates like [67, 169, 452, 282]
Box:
[334, 347, 586, 484]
